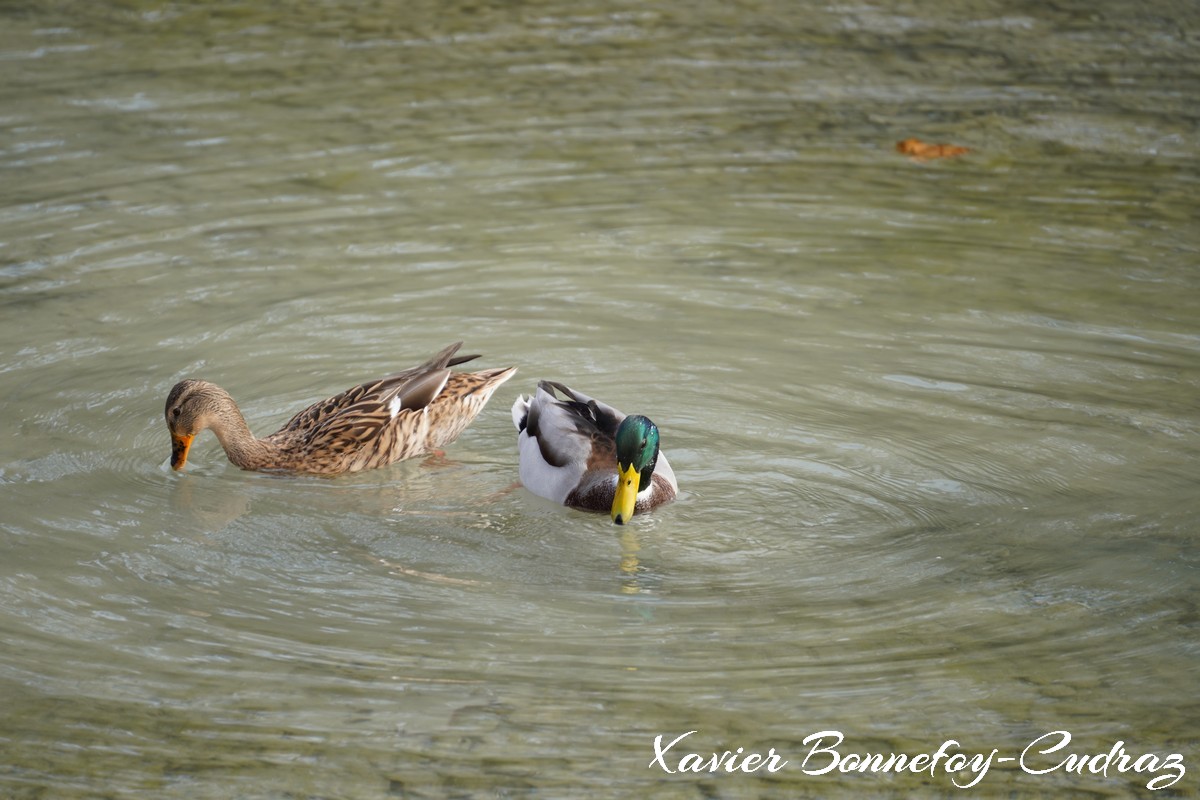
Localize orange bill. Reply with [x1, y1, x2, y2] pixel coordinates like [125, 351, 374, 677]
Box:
[170, 433, 194, 470]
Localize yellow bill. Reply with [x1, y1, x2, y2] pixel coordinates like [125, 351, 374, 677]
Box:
[611, 462, 640, 525]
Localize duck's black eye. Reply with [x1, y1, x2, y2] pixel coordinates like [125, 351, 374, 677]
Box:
[171, 407, 181, 419]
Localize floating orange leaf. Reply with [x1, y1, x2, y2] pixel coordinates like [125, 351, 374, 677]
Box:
[895, 138, 970, 160]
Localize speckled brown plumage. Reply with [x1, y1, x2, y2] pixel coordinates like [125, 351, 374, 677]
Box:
[165, 342, 516, 474]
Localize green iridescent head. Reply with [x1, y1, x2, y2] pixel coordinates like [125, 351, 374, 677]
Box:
[611, 415, 660, 524]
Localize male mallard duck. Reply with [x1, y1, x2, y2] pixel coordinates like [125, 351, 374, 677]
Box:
[511, 381, 677, 524]
[165, 342, 516, 474]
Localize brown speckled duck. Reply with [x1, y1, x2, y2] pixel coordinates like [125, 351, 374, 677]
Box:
[511, 381, 677, 524]
[165, 342, 516, 474]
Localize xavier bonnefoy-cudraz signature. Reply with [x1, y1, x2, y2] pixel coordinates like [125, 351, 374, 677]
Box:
[649, 730, 1186, 791]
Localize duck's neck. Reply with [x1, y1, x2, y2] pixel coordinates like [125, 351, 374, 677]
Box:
[206, 402, 280, 471]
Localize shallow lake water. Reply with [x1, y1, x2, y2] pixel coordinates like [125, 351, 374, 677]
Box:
[1, 1, 1198, 798]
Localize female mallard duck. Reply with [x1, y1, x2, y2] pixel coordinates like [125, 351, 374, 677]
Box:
[165, 342, 516, 475]
[511, 381, 677, 524]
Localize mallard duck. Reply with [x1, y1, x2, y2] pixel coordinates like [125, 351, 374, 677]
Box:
[511, 381, 677, 524]
[165, 342, 516, 475]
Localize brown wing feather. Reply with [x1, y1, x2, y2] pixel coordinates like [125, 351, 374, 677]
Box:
[204, 343, 514, 474]
[422, 368, 517, 450]
[277, 342, 470, 435]
[277, 379, 378, 436]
